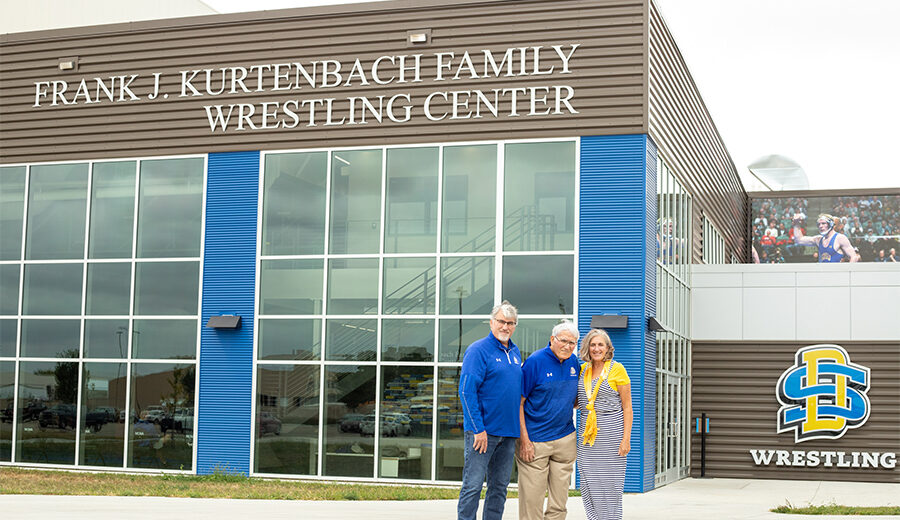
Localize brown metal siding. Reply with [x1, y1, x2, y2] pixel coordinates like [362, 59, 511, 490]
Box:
[647, 0, 748, 263]
[691, 342, 900, 483]
[0, 0, 646, 163]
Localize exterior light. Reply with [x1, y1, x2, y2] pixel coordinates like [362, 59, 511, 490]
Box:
[206, 315, 242, 329]
[590, 314, 628, 329]
[58, 57, 78, 71]
[407, 29, 431, 46]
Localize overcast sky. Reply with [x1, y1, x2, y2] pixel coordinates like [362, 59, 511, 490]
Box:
[205, 0, 899, 190]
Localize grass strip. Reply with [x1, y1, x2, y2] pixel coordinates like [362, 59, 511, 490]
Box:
[0, 467, 464, 500]
[0, 467, 583, 501]
[772, 503, 900, 515]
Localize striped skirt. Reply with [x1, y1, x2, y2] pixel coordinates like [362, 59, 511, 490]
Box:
[577, 408, 626, 520]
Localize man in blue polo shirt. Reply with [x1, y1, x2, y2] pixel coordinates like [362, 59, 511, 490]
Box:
[517, 320, 580, 520]
[457, 301, 523, 520]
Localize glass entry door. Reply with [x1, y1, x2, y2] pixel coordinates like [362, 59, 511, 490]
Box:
[656, 369, 688, 486]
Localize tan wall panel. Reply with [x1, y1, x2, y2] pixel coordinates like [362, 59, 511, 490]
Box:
[1, 0, 647, 164]
[691, 342, 900, 483]
[647, 0, 748, 263]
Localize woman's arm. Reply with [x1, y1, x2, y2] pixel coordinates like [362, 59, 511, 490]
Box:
[618, 384, 632, 456]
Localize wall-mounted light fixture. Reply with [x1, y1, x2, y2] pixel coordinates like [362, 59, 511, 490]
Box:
[407, 29, 431, 46]
[58, 57, 79, 72]
[206, 314, 242, 329]
[591, 314, 628, 330]
[647, 317, 666, 332]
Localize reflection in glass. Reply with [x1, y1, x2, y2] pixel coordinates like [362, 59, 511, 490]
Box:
[0, 166, 26, 260]
[382, 319, 434, 361]
[0, 320, 16, 357]
[83, 319, 129, 359]
[325, 319, 376, 361]
[132, 320, 197, 359]
[442, 145, 497, 253]
[136, 158, 203, 258]
[16, 360, 78, 464]
[25, 163, 89, 260]
[436, 367, 465, 480]
[509, 318, 564, 359]
[258, 319, 321, 360]
[327, 258, 378, 315]
[89, 161, 136, 259]
[504, 142, 575, 251]
[0, 264, 19, 315]
[330, 149, 382, 254]
[133, 261, 199, 315]
[86, 263, 131, 315]
[20, 319, 80, 358]
[79, 362, 127, 466]
[383, 257, 435, 315]
[501, 255, 573, 315]
[323, 365, 375, 477]
[439, 256, 494, 315]
[262, 152, 328, 255]
[379, 366, 433, 479]
[23, 263, 83, 315]
[0, 361, 13, 461]
[254, 365, 319, 475]
[127, 363, 195, 470]
[384, 147, 438, 253]
[259, 259, 323, 315]
[438, 318, 490, 363]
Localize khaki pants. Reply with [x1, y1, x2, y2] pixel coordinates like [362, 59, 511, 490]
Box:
[515, 431, 577, 520]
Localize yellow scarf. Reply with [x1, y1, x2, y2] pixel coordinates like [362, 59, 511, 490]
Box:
[581, 361, 611, 446]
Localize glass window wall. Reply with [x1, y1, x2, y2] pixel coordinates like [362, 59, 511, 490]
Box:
[384, 147, 438, 253]
[25, 163, 89, 260]
[254, 365, 319, 475]
[262, 152, 327, 256]
[0, 157, 202, 471]
[255, 140, 576, 483]
[0, 166, 26, 260]
[329, 149, 382, 254]
[655, 157, 692, 486]
[503, 142, 575, 251]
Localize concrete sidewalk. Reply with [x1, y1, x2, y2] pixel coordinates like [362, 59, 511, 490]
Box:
[1, 478, 898, 519]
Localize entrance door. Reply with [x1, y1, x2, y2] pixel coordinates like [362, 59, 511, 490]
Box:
[655, 334, 690, 487]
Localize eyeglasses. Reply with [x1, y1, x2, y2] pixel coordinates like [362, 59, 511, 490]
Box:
[493, 318, 517, 328]
[554, 336, 577, 347]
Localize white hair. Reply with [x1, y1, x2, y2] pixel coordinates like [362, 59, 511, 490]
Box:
[491, 300, 518, 321]
[551, 320, 579, 339]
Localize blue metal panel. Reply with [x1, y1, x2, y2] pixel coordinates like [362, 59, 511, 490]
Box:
[197, 151, 259, 475]
[578, 135, 656, 492]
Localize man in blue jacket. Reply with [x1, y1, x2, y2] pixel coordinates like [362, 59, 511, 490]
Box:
[457, 300, 523, 520]
[516, 320, 580, 520]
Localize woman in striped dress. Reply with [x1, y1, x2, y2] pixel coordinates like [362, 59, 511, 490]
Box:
[576, 328, 633, 520]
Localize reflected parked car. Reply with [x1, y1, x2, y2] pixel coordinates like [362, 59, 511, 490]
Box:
[22, 401, 46, 421]
[360, 414, 410, 437]
[257, 412, 282, 436]
[92, 406, 118, 422]
[39, 404, 76, 429]
[1, 403, 12, 423]
[339, 413, 365, 433]
[142, 405, 165, 423]
[85, 408, 109, 432]
[173, 407, 194, 433]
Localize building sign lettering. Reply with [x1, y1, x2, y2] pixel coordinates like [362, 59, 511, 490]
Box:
[31, 44, 581, 133]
